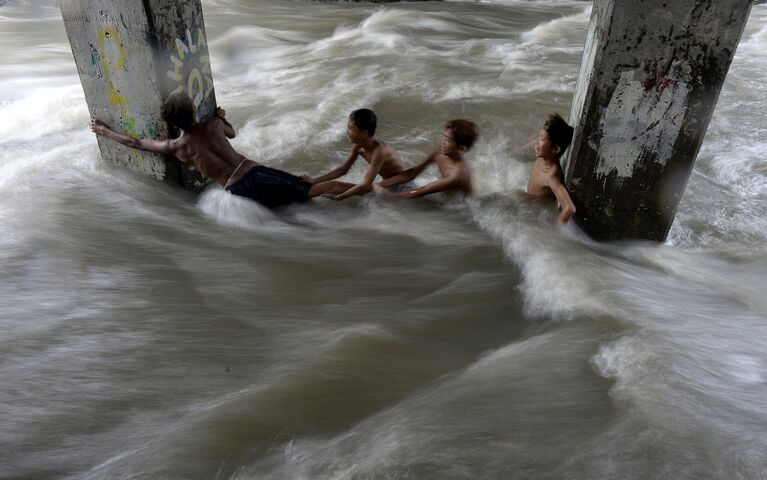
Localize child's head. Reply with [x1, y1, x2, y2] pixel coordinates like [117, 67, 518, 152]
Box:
[347, 109, 377, 143]
[537, 113, 574, 160]
[162, 92, 196, 131]
[441, 119, 479, 157]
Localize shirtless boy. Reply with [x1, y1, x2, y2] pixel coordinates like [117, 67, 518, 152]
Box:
[527, 113, 576, 224]
[305, 109, 406, 201]
[373, 119, 478, 199]
[90, 92, 345, 208]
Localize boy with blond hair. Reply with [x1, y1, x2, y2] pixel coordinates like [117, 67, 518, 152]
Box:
[374, 119, 478, 198]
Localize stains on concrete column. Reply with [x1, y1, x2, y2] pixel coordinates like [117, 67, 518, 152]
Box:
[564, 0, 753, 241]
[60, 0, 217, 192]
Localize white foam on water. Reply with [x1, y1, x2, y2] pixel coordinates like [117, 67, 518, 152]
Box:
[592, 335, 656, 385]
[471, 198, 616, 321]
[196, 186, 279, 230]
[0, 85, 88, 143]
[212, 24, 313, 50]
[735, 10, 767, 60]
[0, 131, 98, 200]
[310, 14, 410, 54]
[497, 6, 591, 94]
[441, 82, 510, 101]
[359, 7, 456, 33]
[722, 354, 765, 385]
[519, 7, 591, 45]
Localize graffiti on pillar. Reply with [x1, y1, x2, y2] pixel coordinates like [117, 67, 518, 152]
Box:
[95, 27, 158, 157]
[97, 27, 140, 137]
[166, 28, 214, 108]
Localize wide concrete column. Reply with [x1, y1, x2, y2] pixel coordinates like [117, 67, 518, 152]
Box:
[564, 0, 753, 241]
[60, 0, 217, 191]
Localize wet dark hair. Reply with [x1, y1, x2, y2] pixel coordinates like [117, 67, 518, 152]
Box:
[445, 119, 479, 151]
[544, 113, 574, 158]
[162, 92, 195, 131]
[349, 109, 377, 137]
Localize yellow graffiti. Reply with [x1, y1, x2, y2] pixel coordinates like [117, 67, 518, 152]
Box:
[98, 27, 139, 137]
[98, 28, 126, 108]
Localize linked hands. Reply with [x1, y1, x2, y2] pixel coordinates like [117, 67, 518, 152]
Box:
[325, 184, 390, 201]
[324, 185, 389, 201]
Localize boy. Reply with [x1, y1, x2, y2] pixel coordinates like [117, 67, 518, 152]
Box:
[90, 92, 346, 209]
[373, 119, 478, 199]
[306, 109, 406, 201]
[527, 113, 576, 224]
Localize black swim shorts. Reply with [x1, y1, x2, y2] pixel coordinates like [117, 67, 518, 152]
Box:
[225, 165, 311, 209]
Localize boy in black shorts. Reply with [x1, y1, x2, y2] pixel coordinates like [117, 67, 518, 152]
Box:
[91, 92, 346, 208]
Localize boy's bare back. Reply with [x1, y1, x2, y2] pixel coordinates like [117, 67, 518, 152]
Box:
[174, 115, 251, 187]
[91, 108, 252, 188]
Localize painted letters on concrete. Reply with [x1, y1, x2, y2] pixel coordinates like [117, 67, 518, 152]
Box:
[61, 0, 216, 191]
[167, 28, 214, 109]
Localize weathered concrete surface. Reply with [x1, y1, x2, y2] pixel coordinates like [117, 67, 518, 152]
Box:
[564, 0, 753, 241]
[60, 0, 216, 191]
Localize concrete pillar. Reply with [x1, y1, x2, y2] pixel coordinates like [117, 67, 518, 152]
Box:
[564, 0, 753, 241]
[60, 0, 217, 191]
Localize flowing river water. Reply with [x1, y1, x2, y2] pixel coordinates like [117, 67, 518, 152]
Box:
[1, 1, 766, 479]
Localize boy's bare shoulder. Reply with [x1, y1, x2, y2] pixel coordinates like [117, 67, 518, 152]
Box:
[533, 159, 562, 180]
[457, 157, 472, 177]
[528, 160, 563, 196]
[377, 141, 400, 158]
[440, 151, 467, 165]
[547, 164, 564, 184]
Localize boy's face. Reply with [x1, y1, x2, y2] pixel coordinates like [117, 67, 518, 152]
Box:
[347, 120, 368, 144]
[440, 129, 465, 157]
[535, 129, 559, 160]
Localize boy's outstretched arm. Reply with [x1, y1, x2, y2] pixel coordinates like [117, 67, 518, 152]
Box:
[386, 172, 462, 199]
[305, 146, 361, 184]
[91, 119, 175, 155]
[326, 151, 386, 200]
[377, 149, 436, 189]
[548, 177, 576, 223]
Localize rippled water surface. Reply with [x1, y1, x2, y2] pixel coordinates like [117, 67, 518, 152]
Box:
[1, 1, 766, 479]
